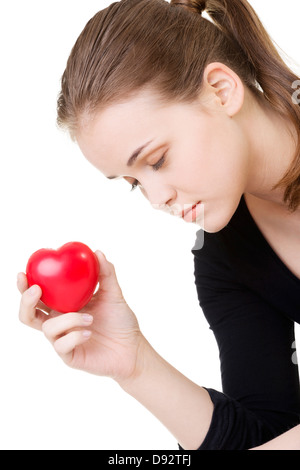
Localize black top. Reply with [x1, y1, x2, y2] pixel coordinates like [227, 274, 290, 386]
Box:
[190, 194, 300, 449]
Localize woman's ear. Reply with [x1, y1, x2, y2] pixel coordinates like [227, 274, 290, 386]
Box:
[201, 62, 245, 117]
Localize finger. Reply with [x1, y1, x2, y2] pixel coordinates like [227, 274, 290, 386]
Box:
[94, 250, 124, 300]
[53, 329, 92, 360]
[17, 272, 28, 294]
[17, 272, 51, 314]
[42, 312, 93, 343]
[19, 284, 49, 331]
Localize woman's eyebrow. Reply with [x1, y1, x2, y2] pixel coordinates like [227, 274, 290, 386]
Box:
[106, 140, 153, 179]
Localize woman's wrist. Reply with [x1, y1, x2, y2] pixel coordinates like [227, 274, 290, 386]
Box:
[116, 335, 157, 391]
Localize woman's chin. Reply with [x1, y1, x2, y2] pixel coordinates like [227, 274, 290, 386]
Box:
[195, 200, 241, 234]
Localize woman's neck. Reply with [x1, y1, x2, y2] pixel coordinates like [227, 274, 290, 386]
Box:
[242, 89, 297, 209]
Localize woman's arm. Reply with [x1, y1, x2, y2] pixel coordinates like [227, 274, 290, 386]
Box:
[118, 338, 214, 450]
[251, 425, 300, 450]
[18, 252, 214, 451]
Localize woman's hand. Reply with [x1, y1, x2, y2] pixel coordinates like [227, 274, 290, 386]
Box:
[250, 424, 300, 450]
[18, 250, 144, 383]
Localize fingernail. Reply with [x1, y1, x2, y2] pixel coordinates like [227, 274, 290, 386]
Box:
[81, 314, 93, 323]
[28, 285, 38, 296]
[82, 330, 92, 338]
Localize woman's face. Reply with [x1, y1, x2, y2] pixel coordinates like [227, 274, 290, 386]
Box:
[76, 81, 250, 233]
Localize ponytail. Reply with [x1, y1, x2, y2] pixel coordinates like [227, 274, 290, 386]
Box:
[171, 0, 300, 211]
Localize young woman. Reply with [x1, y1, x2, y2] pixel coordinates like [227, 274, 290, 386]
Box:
[17, 0, 300, 449]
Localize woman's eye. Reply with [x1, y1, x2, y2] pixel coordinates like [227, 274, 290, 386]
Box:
[129, 153, 166, 192]
[151, 154, 166, 171]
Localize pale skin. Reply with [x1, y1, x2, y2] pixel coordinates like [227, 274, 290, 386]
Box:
[18, 62, 300, 449]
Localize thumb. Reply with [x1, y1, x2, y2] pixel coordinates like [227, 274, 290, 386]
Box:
[94, 250, 125, 300]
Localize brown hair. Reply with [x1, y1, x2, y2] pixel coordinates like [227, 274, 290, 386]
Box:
[57, 0, 300, 211]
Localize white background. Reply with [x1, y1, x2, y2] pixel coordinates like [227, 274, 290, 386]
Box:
[1, 0, 299, 450]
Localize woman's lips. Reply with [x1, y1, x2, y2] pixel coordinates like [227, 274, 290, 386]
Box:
[182, 201, 202, 222]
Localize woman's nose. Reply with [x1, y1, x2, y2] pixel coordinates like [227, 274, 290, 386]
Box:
[140, 185, 179, 215]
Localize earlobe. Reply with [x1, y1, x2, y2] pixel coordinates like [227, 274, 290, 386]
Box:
[203, 62, 244, 117]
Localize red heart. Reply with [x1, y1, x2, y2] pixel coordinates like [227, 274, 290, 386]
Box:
[26, 242, 100, 313]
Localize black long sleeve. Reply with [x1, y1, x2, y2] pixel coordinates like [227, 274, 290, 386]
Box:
[189, 194, 300, 449]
